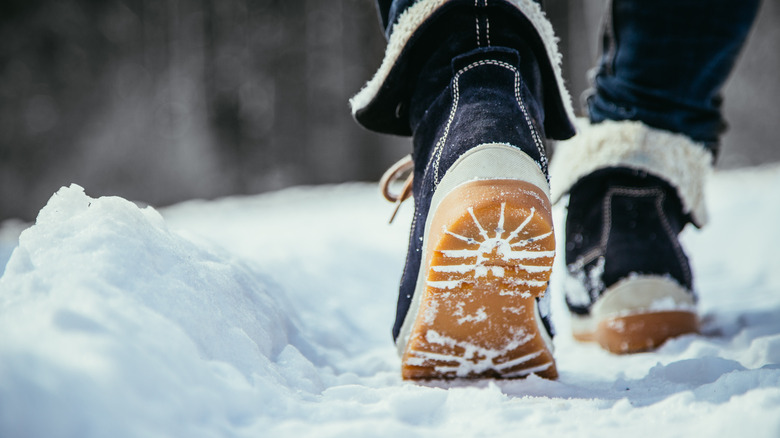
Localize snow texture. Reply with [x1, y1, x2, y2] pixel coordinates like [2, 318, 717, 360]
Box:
[1, 163, 780, 437]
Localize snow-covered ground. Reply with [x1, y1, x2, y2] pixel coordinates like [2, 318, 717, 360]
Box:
[1, 164, 779, 437]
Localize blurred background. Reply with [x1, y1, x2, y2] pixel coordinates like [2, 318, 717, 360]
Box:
[1, 0, 778, 221]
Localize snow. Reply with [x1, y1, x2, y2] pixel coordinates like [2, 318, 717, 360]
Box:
[1, 163, 780, 437]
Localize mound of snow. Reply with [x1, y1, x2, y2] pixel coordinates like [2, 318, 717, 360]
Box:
[0, 185, 310, 437]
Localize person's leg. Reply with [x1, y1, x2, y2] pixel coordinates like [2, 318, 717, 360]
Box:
[551, 0, 761, 353]
[354, 0, 575, 379]
[588, 0, 761, 153]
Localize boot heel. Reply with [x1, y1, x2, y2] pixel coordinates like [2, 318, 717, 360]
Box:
[570, 276, 699, 354]
[401, 180, 557, 380]
[582, 311, 698, 354]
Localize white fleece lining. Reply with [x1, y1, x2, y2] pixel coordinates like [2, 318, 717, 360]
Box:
[349, 0, 575, 124]
[550, 120, 713, 226]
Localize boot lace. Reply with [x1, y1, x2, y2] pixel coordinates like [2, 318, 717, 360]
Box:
[379, 154, 414, 223]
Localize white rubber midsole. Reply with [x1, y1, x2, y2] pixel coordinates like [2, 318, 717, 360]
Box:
[570, 275, 696, 335]
[395, 143, 551, 356]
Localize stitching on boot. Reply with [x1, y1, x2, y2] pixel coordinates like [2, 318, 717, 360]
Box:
[485, 0, 491, 46]
[474, 0, 481, 47]
[429, 59, 546, 187]
[474, 0, 491, 47]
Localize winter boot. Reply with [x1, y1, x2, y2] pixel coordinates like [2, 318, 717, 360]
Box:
[355, 0, 576, 379]
[550, 120, 713, 353]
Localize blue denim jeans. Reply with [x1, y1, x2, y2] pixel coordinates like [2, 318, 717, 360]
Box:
[588, 0, 760, 153]
[376, 0, 760, 153]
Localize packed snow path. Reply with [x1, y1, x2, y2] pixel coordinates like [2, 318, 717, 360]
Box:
[1, 165, 779, 437]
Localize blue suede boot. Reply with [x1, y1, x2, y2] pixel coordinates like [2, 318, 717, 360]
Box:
[551, 121, 713, 353]
[391, 47, 558, 379]
[356, 0, 575, 380]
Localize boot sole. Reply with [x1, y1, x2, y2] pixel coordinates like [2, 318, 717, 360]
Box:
[570, 276, 698, 354]
[573, 311, 698, 354]
[401, 180, 557, 380]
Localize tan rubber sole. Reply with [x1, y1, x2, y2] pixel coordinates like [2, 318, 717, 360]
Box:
[401, 180, 557, 380]
[573, 311, 698, 354]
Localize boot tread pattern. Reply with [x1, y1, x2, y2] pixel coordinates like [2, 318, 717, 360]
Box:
[401, 180, 557, 380]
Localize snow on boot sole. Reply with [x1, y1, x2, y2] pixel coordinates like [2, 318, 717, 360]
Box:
[570, 276, 698, 354]
[401, 179, 557, 380]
